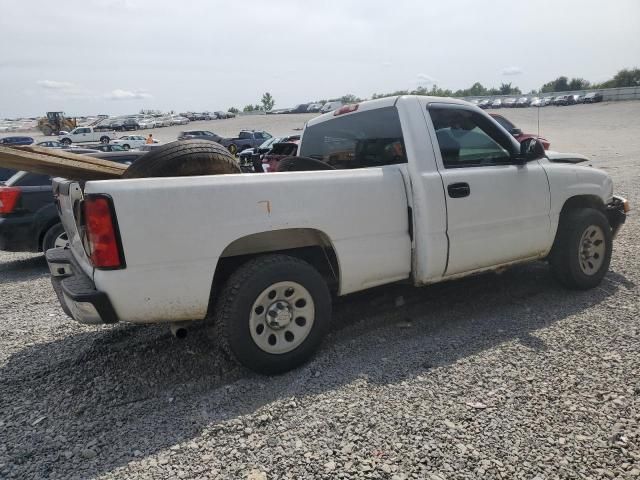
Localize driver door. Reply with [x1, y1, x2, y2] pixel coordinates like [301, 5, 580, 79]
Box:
[427, 104, 552, 276]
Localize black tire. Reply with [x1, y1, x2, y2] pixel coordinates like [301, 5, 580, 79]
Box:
[549, 208, 612, 290]
[228, 144, 238, 156]
[214, 254, 331, 374]
[42, 126, 53, 136]
[60, 138, 72, 146]
[122, 140, 241, 178]
[100, 136, 110, 144]
[42, 223, 68, 252]
[122, 144, 130, 150]
[276, 156, 335, 172]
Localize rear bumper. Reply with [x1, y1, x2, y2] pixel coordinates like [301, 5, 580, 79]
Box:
[46, 248, 119, 325]
[607, 196, 628, 239]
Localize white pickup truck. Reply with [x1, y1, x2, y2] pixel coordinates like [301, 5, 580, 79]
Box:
[46, 96, 628, 374]
[59, 126, 117, 145]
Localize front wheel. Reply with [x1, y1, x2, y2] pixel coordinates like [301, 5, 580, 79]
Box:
[100, 136, 110, 144]
[122, 144, 130, 150]
[213, 255, 331, 374]
[549, 208, 612, 289]
[60, 138, 72, 146]
[228, 143, 238, 155]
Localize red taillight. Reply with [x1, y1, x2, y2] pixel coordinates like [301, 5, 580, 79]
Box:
[334, 104, 359, 116]
[0, 187, 21, 214]
[83, 195, 124, 269]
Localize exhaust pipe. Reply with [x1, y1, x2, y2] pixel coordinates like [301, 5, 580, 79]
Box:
[170, 322, 189, 339]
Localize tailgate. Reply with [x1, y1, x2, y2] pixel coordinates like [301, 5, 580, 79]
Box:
[52, 178, 94, 278]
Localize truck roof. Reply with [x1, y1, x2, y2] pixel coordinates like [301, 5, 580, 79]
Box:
[306, 95, 473, 127]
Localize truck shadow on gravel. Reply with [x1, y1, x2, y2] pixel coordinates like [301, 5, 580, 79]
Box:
[0, 262, 633, 478]
[0, 254, 48, 285]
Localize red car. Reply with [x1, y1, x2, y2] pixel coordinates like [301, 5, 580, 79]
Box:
[489, 113, 550, 150]
[262, 140, 300, 172]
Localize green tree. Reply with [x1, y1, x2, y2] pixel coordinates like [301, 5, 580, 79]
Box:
[261, 92, 275, 111]
[228, 107, 239, 114]
[242, 105, 255, 112]
[568, 78, 590, 90]
[540, 76, 570, 93]
[599, 68, 640, 88]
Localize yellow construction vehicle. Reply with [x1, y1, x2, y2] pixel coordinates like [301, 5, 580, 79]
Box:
[37, 112, 77, 136]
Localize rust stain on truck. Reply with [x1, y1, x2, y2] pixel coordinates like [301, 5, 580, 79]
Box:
[258, 200, 272, 215]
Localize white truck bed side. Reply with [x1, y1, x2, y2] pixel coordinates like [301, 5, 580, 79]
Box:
[87, 168, 412, 323]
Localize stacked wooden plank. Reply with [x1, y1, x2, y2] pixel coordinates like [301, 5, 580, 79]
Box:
[0, 145, 127, 180]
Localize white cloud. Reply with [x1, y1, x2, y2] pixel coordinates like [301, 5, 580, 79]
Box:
[36, 80, 76, 90]
[106, 89, 152, 100]
[502, 66, 523, 76]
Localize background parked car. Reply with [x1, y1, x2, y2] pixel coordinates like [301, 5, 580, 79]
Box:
[138, 117, 156, 129]
[170, 115, 190, 125]
[306, 103, 323, 113]
[584, 92, 603, 103]
[261, 140, 300, 172]
[478, 99, 491, 109]
[530, 97, 543, 107]
[491, 99, 502, 108]
[572, 94, 583, 104]
[177, 130, 223, 142]
[122, 118, 140, 131]
[111, 135, 149, 150]
[85, 144, 128, 152]
[0, 136, 34, 146]
[542, 97, 554, 106]
[489, 113, 550, 150]
[320, 101, 343, 114]
[219, 130, 273, 155]
[0, 151, 145, 253]
[554, 95, 569, 106]
[502, 97, 517, 108]
[36, 140, 69, 148]
[0, 168, 17, 182]
[238, 136, 282, 166]
[516, 97, 530, 107]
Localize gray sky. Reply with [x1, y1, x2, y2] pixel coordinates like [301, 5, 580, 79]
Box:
[1, 0, 639, 117]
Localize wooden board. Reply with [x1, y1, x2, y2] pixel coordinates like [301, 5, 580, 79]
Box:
[0, 145, 127, 180]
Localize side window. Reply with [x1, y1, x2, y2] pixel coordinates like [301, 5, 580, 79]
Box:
[428, 107, 513, 168]
[263, 132, 272, 139]
[15, 174, 52, 186]
[254, 132, 264, 139]
[299, 106, 407, 169]
[239, 131, 251, 139]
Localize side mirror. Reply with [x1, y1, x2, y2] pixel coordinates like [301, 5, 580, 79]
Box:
[519, 138, 546, 163]
[510, 128, 522, 135]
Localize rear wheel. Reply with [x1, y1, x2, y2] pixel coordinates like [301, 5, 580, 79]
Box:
[60, 138, 71, 146]
[214, 255, 331, 374]
[122, 139, 241, 178]
[42, 223, 68, 252]
[122, 144, 130, 150]
[41, 126, 53, 136]
[228, 144, 238, 155]
[100, 136, 110, 144]
[549, 208, 612, 289]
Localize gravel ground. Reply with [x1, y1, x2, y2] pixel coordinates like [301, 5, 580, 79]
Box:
[1, 102, 639, 479]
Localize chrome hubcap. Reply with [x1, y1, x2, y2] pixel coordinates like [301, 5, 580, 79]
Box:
[579, 225, 605, 275]
[250, 281, 314, 354]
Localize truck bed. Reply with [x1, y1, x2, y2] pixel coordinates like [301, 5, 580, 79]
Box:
[59, 167, 412, 323]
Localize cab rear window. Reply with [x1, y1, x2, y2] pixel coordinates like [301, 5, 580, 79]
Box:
[300, 107, 406, 169]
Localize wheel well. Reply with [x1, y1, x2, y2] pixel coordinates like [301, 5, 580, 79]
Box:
[560, 195, 606, 218]
[206, 229, 340, 317]
[38, 220, 61, 251]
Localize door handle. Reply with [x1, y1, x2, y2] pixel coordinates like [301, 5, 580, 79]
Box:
[447, 182, 470, 198]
